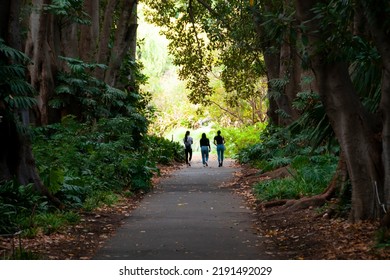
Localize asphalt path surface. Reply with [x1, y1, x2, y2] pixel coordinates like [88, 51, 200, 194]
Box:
[94, 155, 268, 260]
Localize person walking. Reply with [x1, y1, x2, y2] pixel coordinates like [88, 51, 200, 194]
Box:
[200, 133, 211, 167]
[213, 130, 225, 167]
[183, 131, 193, 166]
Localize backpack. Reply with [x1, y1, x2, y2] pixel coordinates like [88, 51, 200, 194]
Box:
[184, 137, 192, 148]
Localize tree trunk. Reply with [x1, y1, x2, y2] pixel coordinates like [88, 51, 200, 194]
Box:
[263, 51, 283, 125]
[0, 0, 62, 208]
[279, 36, 301, 124]
[60, 21, 79, 62]
[295, 0, 383, 221]
[25, 0, 56, 126]
[79, 0, 100, 62]
[358, 0, 390, 224]
[105, 0, 138, 87]
[251, 3, 299, 126]
[95, 0, 119, 80]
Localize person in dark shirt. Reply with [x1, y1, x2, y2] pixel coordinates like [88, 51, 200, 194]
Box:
[200, 133, 211, 167]
[213, 130, 225, 167]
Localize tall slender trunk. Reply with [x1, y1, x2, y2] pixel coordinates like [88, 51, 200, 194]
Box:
[279, 37, 301, 123]
[105, 0, 138, 87]
[95, 0, 119, 80]
[25, 0, 56, 126]
[80, 0, 100, 62]
[251, 3, 300, 126]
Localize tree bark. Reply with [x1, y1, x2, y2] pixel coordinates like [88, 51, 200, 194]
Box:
[295, 0, 383, 221]
[25, 0, 56, 126]
[358, 0, 390, 224]
[104, 0, 138, 87]
[279, 36, 301, 124]
[251, 3, 300, 126]
[79, 0, 100, 62]
[95, 0, 119, 80]
[0, 0, 62, 208]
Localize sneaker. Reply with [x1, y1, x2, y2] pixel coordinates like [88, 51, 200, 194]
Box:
[205, 162, 208, 166]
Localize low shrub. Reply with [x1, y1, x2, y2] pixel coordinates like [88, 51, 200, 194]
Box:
[32, 116, 184, 211]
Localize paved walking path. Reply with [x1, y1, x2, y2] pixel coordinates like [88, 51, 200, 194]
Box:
[94, 155, 268, 260]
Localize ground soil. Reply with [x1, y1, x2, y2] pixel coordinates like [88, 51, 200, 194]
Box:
[1, 163, 390, 260]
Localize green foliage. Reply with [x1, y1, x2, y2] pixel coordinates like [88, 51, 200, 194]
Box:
[310, 0, 355, 60]
[144, 135, 185, 164]
[0, 115, 183, 235]
[238, 123, 338, 167]
[375, 228, 390, 249]
[138, 7, 203, 135]
[82, 191, 118, 212]
[21, 211, 80, 237]
[33, 116, 147, 196]
[43, 0, 90, 25]
[211, 123, 267, 158]
[31, 116, 184, 209]
[142, 1, 268, 119]
[0, 38, 36, 111]
[53, 57, 106, 119]
[52, 56, 151, 130]
[238, 126, 289, 169]
[254, 153, 337, 201]
[137, 13, 173, 78]
[0, 181, 48, 234]
[237, 123, 338, 202]
[0, 180, 80, 238]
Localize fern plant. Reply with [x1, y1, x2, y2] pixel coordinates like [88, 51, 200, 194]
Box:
[51, 56, 107, 120]
[0, 38, 36, 111]
[51, 56, 149, 130]
[43, 0, 90, 25]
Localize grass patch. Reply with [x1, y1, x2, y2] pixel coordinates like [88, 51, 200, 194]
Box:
[254, 154, 337, 201]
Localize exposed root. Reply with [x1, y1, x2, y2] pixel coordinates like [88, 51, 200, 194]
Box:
[257, 154, 348, 214]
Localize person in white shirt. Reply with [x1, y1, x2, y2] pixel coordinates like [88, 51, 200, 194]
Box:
[183, 131, 193, 166]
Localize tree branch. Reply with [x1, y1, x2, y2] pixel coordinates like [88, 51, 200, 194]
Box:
[195, 0, 231, 29]
[209, 100, 245, 124]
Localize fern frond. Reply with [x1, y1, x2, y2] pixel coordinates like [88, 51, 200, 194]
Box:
[7, 79, 34, 95]
[5, 95, 37, 109]
[0, 39, 30, 63]
[106, 85, 126, 98]
[55, 85, 72, 95]
[0, 64, 26, 78]
[49, 98, 66, 109]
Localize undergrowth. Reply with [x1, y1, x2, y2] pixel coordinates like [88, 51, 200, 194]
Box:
[0, 116, 184, 238]
[237, 125, 339, 202]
